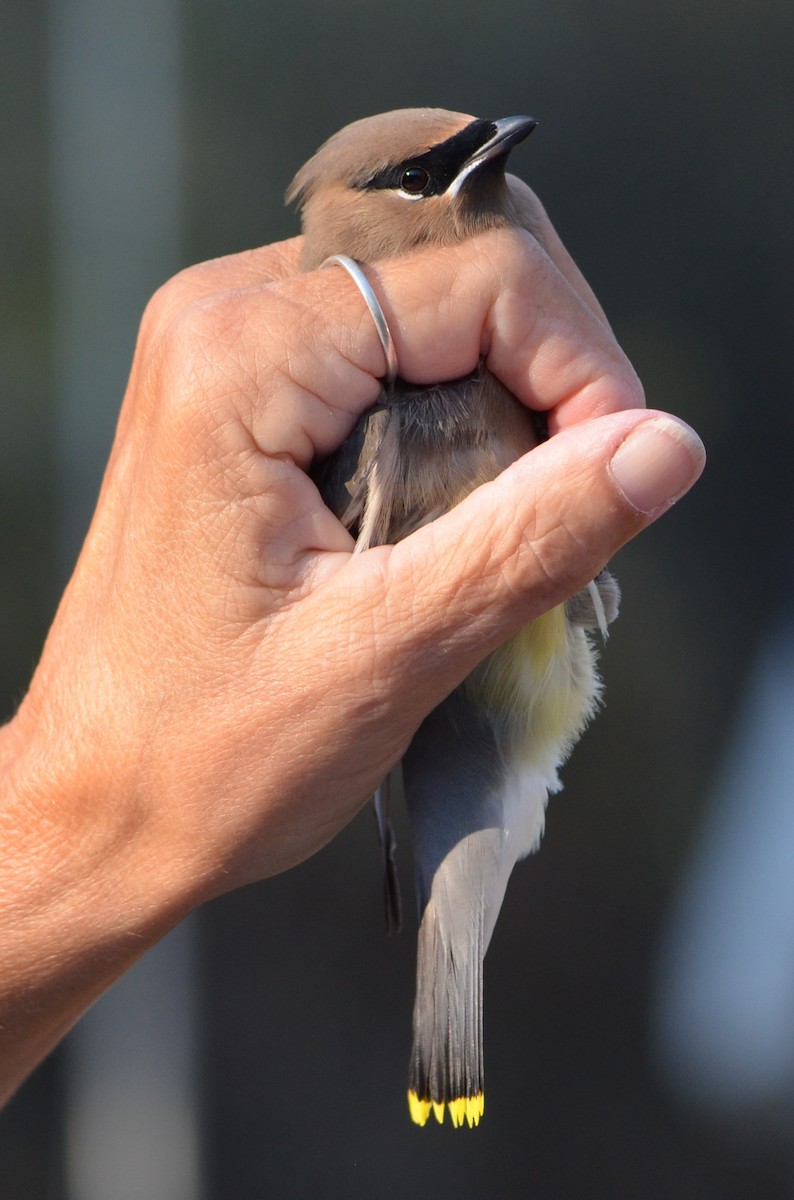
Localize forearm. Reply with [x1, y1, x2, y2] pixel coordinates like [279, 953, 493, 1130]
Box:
[0, 713, 198, 1106]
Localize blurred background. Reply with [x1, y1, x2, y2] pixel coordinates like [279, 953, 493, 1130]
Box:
[2, 0, 794, 1196]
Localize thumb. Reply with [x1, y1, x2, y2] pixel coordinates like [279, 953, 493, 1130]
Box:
[357, 410, 705, 706]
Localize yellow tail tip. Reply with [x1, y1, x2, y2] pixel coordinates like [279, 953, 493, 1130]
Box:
[407, 1091, 433, 1126]
[407, 1091, 484, 1128]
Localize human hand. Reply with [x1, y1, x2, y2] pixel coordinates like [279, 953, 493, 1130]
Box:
[11, 220, 704, 897]
[0, 219, 704, 1099]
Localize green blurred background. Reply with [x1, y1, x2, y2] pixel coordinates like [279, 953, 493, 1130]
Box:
[2, 0, 794, 1196]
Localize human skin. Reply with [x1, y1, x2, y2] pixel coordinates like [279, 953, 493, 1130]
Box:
[0, 189, 705, 1104]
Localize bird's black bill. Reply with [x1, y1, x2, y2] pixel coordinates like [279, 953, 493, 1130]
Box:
[475, 115, 538, 162]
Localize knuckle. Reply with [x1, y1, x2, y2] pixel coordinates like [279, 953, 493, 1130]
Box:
[522, 519, 588, 600]
[138, 263, 213, 349]
[605, 356, 646, 415]
[620, 359, 646, 408]
[142, 290, 248, 442]
[491, 502, 590, 608]
[470, 224, 536, 278]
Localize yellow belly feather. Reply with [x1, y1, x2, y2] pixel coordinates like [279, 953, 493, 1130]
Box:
[464, 605, 600, 763]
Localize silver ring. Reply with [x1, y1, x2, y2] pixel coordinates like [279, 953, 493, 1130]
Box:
[321, 254, 398, 386]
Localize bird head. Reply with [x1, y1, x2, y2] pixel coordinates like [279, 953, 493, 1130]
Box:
[287, 108, 537, 269]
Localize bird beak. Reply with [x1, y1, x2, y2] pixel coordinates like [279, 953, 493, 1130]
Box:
[448, 115, 538, 197]
[478, 115, 538, 163]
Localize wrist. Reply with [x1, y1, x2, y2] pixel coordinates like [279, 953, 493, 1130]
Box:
[1, 698, 203, 930]
[0, 708, 201, 1103]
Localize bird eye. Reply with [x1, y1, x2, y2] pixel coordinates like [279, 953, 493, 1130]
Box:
[400, 166, 430, 195]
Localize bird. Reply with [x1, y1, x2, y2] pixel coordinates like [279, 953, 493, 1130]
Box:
[286, 108, 619, 1128]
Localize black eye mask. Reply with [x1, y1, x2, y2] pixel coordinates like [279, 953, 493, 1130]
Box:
[362, 119, 497, 197]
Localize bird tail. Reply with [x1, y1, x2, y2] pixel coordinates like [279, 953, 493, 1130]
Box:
[406, 828, 495, 1127]
[401, 688, 542, 1129]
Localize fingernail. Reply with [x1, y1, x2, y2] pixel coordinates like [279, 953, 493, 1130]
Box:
[609, 418, 706, 513]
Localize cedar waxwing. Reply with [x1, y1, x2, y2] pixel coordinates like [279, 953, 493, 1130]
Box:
[287, 109, 619, 1128]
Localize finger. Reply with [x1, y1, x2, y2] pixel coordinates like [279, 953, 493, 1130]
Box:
[123, 238, 306, 420]
[355, 229, 642, 434]
[137, 237, 304, 348]
[506, 175, 611, 327]
[323, 411, 705, 715]
[170, 227, 643, 472]
[178, 236, 304, 291]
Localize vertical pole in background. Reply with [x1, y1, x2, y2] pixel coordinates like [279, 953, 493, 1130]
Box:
[48, 0, 183, 572]
[48, 3, 202, 1198]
